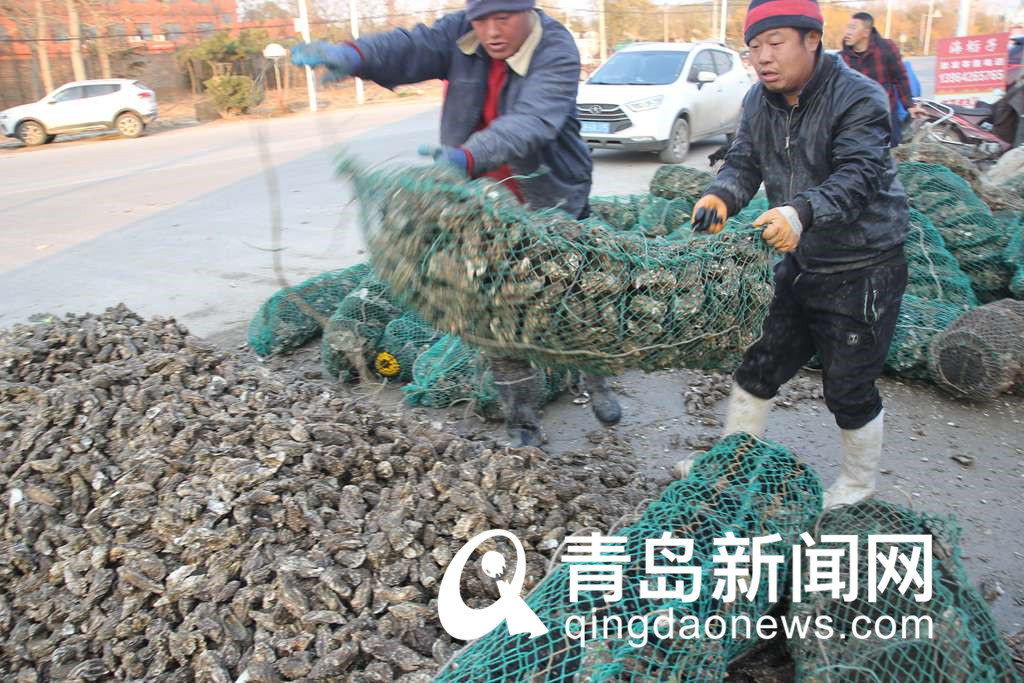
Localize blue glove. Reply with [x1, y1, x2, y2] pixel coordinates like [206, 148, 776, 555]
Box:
[418, 144, 470, 175]
[290, 41, 361, 78]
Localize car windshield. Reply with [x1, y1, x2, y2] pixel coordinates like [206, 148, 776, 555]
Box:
[588, 51, 689, 85]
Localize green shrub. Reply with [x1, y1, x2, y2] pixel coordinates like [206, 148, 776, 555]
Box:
[203, 75, 259, 116]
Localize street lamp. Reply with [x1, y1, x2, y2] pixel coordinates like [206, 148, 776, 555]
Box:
[263, 42, 287, 113]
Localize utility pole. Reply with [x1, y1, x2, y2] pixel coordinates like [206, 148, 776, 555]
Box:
[712, 0, 719, 41]
[296, 0, 317, 112]
[884, 0, 893, 37]
[923, 0, 936, 54]
[350, 0, 364, 105]
[598, 0, 607, 63]
[956, 0, 971, 36]
[719, 0, 728, 43]
[664, 9, 669, 42]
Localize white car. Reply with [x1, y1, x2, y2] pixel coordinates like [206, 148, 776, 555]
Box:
[577, 42, 753, 163]
[1, 79, 158, 147]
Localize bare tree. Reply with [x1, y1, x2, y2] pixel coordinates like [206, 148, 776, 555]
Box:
[65, 0, 86, 80]
[82, 0, 111, 78]
[36, 0, 55, 91]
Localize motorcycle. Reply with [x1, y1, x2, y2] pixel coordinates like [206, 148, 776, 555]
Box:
[906, 98, 1013, 165]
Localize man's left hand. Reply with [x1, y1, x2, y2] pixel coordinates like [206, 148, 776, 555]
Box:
[754, 207, 803, 253]
[418, 145, 470, 175]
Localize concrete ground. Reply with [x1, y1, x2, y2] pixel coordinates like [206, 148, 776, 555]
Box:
[2, 91, 1021, 636]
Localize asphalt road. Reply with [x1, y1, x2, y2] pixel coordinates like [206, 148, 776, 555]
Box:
[0, 98, 720, 336]
[2, 91, 1022, 636]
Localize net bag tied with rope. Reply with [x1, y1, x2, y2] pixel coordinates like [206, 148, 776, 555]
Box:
[897, 162, 1014, 303]
[434, 433, 823, 683]
[321, 272, 403, 382]
[884, 294, 965, 381]
[403, 334, 571, 418]
[248, 262, 371, 357]
[927, 298, 1024, 401]
[789, 499, 1022, 682]
[338, 158, 776, 377]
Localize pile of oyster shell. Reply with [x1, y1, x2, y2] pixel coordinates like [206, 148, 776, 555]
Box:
[0, 305, 660, 682]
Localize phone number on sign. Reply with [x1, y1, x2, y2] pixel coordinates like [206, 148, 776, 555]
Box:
[938, 70, 1006, 84]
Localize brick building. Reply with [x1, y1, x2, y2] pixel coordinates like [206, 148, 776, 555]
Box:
[0, 0, 291, 108]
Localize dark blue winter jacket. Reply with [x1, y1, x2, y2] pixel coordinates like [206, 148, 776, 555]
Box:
[354, 10, 592, 217]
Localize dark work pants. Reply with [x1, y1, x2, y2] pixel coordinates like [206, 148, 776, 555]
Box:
[734, 253, 908, 431]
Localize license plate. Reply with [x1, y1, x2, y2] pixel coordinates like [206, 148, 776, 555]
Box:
[581, 121, 611, 134]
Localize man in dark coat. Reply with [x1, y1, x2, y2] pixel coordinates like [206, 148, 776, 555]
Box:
[685, 0, 909, 509]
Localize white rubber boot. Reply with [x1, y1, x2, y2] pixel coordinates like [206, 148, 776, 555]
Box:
[675, 385, 771, 479]
[723, 384, 772, 437]
[823, 410, 885, 510]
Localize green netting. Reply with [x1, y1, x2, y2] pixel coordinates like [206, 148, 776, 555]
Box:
[995, 210, 1024, 300]
[789, 500, 1022, 682]
[339, 160, 776, 376]
[403, 334, 569, 418]
[321, 273, 402, 382]
[885, 295, 965, 380]
[247, 262, 371, 356]
[435, 433, 823, 682]
[649, 164, 717, 201]
[376, 312, 444, 382]
[927, 299, 1024, 401]
[904, 209, 979, 308]
[893, 141, 1024, 212]
[897, 163, 1014, 302]
[589, 195, 694, 237]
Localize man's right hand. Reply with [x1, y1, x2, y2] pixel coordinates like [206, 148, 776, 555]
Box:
[290, 41, 361, 80]
[691, 195, 729, 233]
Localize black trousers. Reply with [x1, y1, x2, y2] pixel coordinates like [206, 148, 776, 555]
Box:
[735, 253, 908, 431]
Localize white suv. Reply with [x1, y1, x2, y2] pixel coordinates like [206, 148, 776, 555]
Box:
[577, 42, 753, 163]
[1, 79, 158, 147]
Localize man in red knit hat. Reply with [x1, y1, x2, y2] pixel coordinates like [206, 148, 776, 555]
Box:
[686, 0, 909, 509]
[292, 1, 622, 448]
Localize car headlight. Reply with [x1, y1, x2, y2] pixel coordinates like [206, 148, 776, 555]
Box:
[625, 96, 664, 112]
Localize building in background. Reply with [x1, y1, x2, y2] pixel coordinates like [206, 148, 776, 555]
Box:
[0, 0, 255, 107]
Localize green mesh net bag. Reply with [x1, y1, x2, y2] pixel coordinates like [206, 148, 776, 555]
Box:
[589, 195, 695, 237]
[885, 295, 965, 380]
[789, 500, 1021, 682]
[927, 299, 1024, 401]
[904, 209, 979, 308]
[375, 312, 444, 383]
[435, 433, 823, 682]
[321, 273, 403, 382]
[897, 163, 1013, 302]
[403, 334, 570, 418]
[649, 164, 717, 201]
[893, 141, 1024, 212]
[339, 160, 775, 376]
[247, 262, 371, 356]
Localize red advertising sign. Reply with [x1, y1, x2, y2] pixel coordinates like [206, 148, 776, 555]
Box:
[935, 32, 1010, 101]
